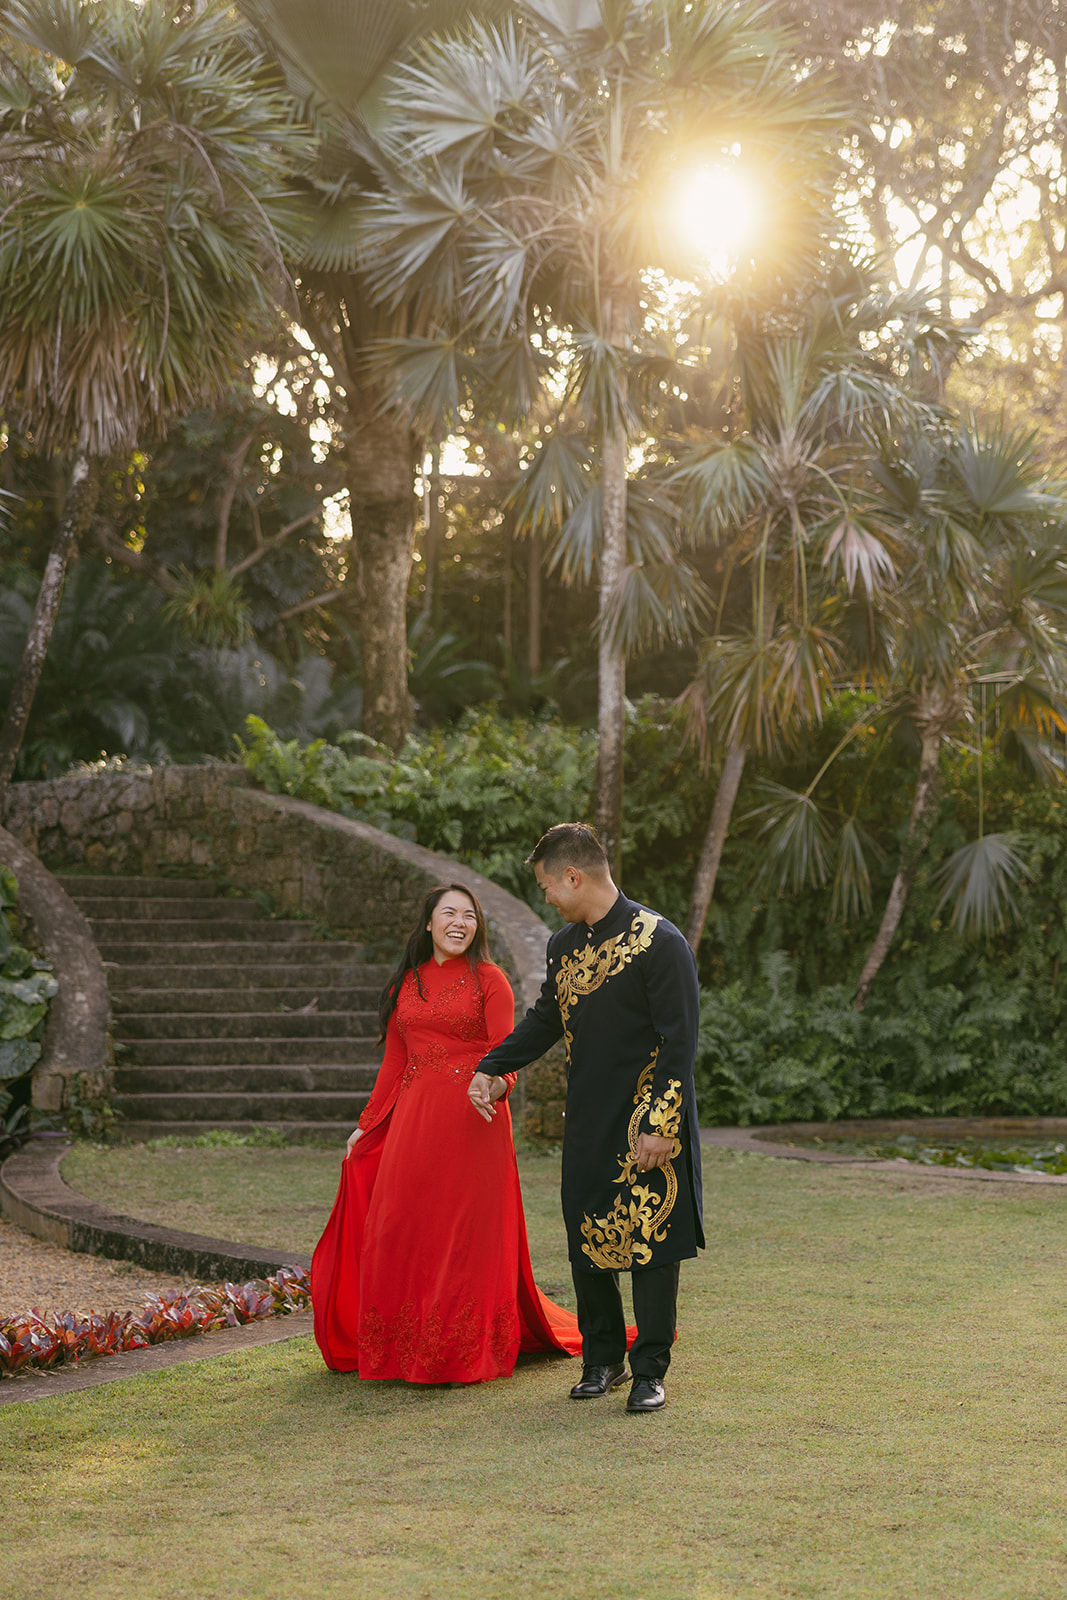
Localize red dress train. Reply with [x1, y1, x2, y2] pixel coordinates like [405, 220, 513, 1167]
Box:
[311, 957, 583, 1383]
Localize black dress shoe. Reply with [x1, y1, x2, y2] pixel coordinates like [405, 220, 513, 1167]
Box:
[569, 1362, 628, 1399]
[625, 1376, 666, 1413]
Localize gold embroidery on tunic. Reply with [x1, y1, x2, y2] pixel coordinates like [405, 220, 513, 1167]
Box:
[649, 1078, 683, 1140]
[580, 1061, 682, 1270]
[555, 908, 659, 1066]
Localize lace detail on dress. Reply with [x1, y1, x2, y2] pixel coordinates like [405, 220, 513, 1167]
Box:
[490, 1300, 518, 1368]
[397, 969, 485, 1042]
[359, 1299, 491, 1379]
[396, 968, 487, 1086]
[402, 1039, 449, 1088]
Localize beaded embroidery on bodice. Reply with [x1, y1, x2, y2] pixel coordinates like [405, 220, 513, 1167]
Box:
[395, 964, 487, 1087]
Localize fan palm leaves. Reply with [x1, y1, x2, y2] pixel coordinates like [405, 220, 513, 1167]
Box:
[0, 0, 310, 797]
[356, 0, 836, 865]
[234, 0, 496, 749]
[745, 412, 1067, 1007]
[675, 264, 937, 951]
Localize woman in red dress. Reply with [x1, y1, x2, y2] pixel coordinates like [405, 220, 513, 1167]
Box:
[311, 883, 583, 1383]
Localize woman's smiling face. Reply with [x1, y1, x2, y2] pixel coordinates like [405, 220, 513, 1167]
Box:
[427, 892, 479, 963]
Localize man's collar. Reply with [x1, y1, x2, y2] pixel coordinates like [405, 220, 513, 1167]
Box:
[585, 891, 628, 939]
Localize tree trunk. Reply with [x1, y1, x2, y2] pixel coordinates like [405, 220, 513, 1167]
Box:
[418, 441, 444, 630]
[527, 528, 541, 676]
[853, 719, 945, 1010]
[345, 387, 419, 751]
[684, 733, 747, 954]
[596, 419, 628, 876]
[0, 455, 101, 800]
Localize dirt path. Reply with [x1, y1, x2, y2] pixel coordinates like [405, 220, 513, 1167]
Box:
[0, 1214, 203, 1320]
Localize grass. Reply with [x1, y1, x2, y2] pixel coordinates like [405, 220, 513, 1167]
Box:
[61, 1142, 359, 1257]
[6, 1147, 1067, 1598]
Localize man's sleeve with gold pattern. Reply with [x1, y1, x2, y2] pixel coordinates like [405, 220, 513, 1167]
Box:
[638, 927, 700, 1143]
[476, 949, 564, 1076]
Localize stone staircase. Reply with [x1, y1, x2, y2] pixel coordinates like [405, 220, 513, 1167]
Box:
[56, 875, 390, 1143]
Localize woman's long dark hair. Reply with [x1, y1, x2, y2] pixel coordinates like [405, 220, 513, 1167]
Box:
[377, 883, 492, 1039]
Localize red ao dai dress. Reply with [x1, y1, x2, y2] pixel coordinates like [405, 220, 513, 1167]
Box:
[311, 956, 582, 1383]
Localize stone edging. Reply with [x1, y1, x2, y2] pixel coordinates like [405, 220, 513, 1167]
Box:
[0, 1139, 311, 1280]
[701, 1118, 1067, 1187]
[0, 823, 110, 1114]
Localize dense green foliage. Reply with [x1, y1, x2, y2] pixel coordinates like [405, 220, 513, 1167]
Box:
[0, 865, 56, 1152]
[241, 710, 598, 909]
[242, 703, 1067, 1123]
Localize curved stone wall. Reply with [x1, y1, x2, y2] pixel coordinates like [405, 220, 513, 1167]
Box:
[2, 767, 566, 1137]
[0, 823, 111, 1115]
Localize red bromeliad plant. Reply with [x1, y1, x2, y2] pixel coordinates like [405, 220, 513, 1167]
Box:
[0, 1267, 312, 1378]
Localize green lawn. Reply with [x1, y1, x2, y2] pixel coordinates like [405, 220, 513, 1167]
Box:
[7, 1147, 1067, 1598]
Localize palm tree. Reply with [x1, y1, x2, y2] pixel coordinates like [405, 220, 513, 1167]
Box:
[674, 262, 939, 953]
[355, 0, 834, 867]
[849, 416, 1067, 1007]
[744, 412, 1067, 1008]
[236, 0, 492, 749]
[0, 0, 308, 798]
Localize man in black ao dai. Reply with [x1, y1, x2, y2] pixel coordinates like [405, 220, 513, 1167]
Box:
[470, 823, 702, 1414]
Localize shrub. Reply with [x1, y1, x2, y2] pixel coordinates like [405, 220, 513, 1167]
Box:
[695, 952, 1067, 1125]
[240, 709, 597, 909]
[0, 1266, 311, 1378]
[0, 867, 57, 1157]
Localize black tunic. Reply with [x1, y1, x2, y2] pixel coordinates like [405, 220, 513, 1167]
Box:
[480, 893, 704, 1274]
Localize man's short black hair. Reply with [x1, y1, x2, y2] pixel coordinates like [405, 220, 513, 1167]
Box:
[526, 823, 609, 876]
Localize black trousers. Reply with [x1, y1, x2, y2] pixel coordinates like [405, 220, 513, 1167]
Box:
[571, 1259, 680, 1380]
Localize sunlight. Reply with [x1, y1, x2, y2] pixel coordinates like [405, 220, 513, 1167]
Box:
[670, 162, 761, 280]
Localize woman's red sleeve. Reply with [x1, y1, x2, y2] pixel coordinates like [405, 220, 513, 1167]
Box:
[356, 1011, 407, 1132]
[481, 964, 518, 1096]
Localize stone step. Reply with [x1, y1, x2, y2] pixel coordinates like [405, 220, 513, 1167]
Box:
[54, 872, 392, 1138]
[118, 1037, 379, 1066]
[99, 941, 367, 966]
[113, 1090, 372, 1122]
[114, 1063, 379, 1094]
[76, 896, 262, 922]
[90, 917, 319, 943]
[57, 875, 221, 899]
[116, 1120, 352, 1144]
[104, 962, 390, 991]
[111, 986, 382, 1014]
[114, 1011, 376, 1040]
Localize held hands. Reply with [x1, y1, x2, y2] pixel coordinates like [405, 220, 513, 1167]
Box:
[468, 1070, 507, 1123]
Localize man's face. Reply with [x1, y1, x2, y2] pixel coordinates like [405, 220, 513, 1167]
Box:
[533, 862, 585, 923]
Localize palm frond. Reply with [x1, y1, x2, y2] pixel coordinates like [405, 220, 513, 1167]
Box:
[821, 512, 897, 598]
[829, 816, 879, 922]
[240, 0, 489, 118]
[744, 779, 831, 895]
[390, 17, 536, 160]
[671, 437, 768, 540]
[549, 486, 600, 584]
[509, 428, 594, 538]
[362, 335, 478, 430]
[933, 832, 1030, 939]
[602, 558, 711, 655]
[564, 329, 637, 437]
[953, 415, 1065, 521]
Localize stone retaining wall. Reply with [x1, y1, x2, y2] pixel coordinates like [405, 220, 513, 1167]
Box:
[0, 824, 111, 1115]
[2, 766, 566, 1138]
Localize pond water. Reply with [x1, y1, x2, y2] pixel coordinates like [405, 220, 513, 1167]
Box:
[775, 1132, 1067, 1176]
